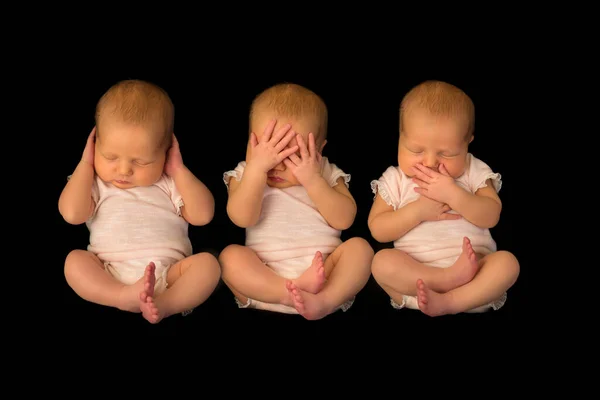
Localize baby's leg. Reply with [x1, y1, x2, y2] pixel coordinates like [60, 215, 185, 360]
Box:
[64, 249, 145, 312]
[139, 252, 221, 324]
[286, 237, 373, 320]
[371, 237, 480, 302]
[416, 250, 520, 317]
[218, 244, 296, 308]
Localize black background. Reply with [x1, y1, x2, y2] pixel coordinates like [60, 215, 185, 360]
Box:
[49, 62, 532, 344]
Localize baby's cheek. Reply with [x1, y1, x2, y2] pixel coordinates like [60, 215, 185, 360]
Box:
[444, 161, 465, 178]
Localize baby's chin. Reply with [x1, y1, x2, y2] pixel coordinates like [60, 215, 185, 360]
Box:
[97, 175, 160, 189]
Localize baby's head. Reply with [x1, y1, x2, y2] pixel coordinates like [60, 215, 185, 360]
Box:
[93, 79, 174, 189]
[247, 83, 328, 188]
[398, 80, 475, 179]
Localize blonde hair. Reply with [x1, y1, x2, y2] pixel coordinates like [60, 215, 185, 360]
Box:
[400, 80, 475, 140]
[249, 83, 328, 142]
[95, 79, 174, 148]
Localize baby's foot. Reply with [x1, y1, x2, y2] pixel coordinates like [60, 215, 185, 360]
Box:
[292, 251, 326, 294]
[139, 262, 164, 324]
[286, 281, 330, 320]
[416, 278, 452, 317]
[445, 237, 480, 291]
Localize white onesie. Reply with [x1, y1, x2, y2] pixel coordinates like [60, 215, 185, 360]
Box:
[223, 157, 354, 314]
[79, 173, 192, 294]
[371, 153, 507, 312]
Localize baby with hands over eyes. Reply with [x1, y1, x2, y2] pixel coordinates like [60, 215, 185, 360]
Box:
[58, 79, 221, 324]
[220, 83, 374, 320]
[368, 80, 520, 316]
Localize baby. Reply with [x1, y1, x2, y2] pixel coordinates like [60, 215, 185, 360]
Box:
[368, 80, 520, 317]
[59, 79, 221, 324]
[219, 83, 374, 320]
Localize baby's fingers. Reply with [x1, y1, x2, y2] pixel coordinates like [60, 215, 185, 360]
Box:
[440, 212, 461, 220]
[88, 126, 96, 142]
[296, 134, 310, 159]
[262, 119, 277, 142]
[250, 132, 258, 148]
[274, 129, 297, 152]
[278, 145, 299, 162]
[270, 122, 292, 145]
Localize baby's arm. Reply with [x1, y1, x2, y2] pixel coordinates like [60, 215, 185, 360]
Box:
[447, 180, 502, 229]
[304, 177, 356, 230]
[165, 135, 214, 226]
[171, 167, 215, 226]
[367, 194, 423, 243]
[227, 120, 298, 228]
[226, 163, 268, 228]
[58, 128, 96, 225]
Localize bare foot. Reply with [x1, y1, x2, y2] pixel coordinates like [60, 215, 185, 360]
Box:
[139, 262, 164, 324]
[292, 251, 326, 294]
[416, 278, 452, 317]
[445, 237, 480, 291]
[286, 281, 330, 320]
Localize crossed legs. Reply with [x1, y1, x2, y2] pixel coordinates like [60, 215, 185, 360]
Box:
[219, 237, 374, 320]
[64, 250, 221, 323]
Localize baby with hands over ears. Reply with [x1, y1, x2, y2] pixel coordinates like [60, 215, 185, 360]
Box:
[368, 80, 520, 316]
[220, 83, 374, 320]
[59, 79, 221, 324]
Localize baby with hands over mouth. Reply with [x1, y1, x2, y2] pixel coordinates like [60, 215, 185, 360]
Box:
[368, 79, 520, 316]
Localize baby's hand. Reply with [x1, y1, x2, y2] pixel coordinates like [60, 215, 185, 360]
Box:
[81, 127, 96, 166]
[416, 195, 461, 222]
[247, 119, 299, 174]
[164, 133, 184, 177]
[412, 163, 458, 205]
[283, 132, 322, 188]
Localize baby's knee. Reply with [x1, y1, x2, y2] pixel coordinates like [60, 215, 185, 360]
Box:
[191, 251, 219, 265]
[370, 249, 398, 278]
[345, 237, 375, 257]
[64, 249, 92, 272]
[195, 251, 222, 278]
[63, 249, 102, 283]
[218, 244, 247, 264]
[498, 250, 520, 281]
[485, 250, 520, 284]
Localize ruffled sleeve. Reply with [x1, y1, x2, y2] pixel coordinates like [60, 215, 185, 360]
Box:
[370, 166, 403, 211]
[223, 161, 247, 190]
[321, 157, 351, 188]
[467, 154, 502, 193]
[164, 174, 185, 216]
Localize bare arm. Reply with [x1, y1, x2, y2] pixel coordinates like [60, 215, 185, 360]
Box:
[59, 161, 95, 225]
[447, 180, 502, 229]
[304, 176, 356, 230]
[226, 120, 299, 228]
[367, 194, 423, 243]
[59, 128, 97, 225]
[171, 166, 215, 226]
[164, 135, 215, 226]
[225, 163, 268, 228]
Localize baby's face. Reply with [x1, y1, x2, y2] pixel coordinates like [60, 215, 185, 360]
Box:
[248, 112, 325, 188]
[94, 120, 166, 189]
[398, 108, 471, 179]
